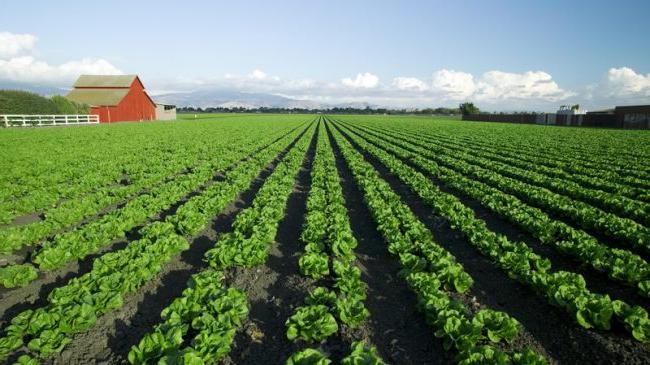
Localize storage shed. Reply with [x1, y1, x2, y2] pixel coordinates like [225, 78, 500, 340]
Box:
[155, 104, 177, 120]
[66, 75, 156, 123]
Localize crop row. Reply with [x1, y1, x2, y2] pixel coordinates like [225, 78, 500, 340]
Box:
[457, 132, 650, 187]
[0, 122, 304, 255]
[0, 123, 306, 288]
[432, 121, 650, 182]
[285, 124, 380, 363]
[396, 127, 650, 203]
[332, 119, 650, 342]
[350, 122, 650, 255]
[286, 342, 386, 364]
[327, 121, 547, 364]
[359, 117, 650, 192]
[339, 122, 650, 296]
[0, 133, 206, 223]
[128, 119, 317, 364]
[0, 121, 313, 361]
[0, 143, 229, 255]
[377, 124, 650, 226]
[0, 157, 130, 222]
[0, 117, 310, 224]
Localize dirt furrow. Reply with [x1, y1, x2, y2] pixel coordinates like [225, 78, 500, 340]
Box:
[338, 122, 650, 309]
[326, 122, 453, 365]
[222, 124, 319, 365]
[333, 122, 650, 365]
[0, 124, 306, 328]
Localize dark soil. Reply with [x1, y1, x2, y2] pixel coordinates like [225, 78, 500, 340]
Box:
[0, 124, 307, 364]
[223, 121, 449, 365]
[44, 123, 311, 365]
[0, 124, 306, 324]
[0, 212, 42, 229]
[222, 125, 318, 365]
[0, 122, 309, 268]
[4, 118, 650, 365]
[332, 121, 650, 364]
[364, 124, 650, 262]
[332, 121, 650, 365]
[326, 122, 454, 365]
[340, 122, 650, 309]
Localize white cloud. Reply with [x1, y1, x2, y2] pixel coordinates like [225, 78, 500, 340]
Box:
[0, 56, 122, 84]
[600, 67, 650, 98]
[475, 70, 573, 102]
[341, 72, 379, 88]
[431, 69, 476, 100]
[0, 31, 122, 85]
[429, 69, 573, 104]
[248, 69, 267, 80]
[118, 67, 650, 110]
[190, 69, 572, 109]
[0, 32, 36, 58]
[392, 77, 428, 91]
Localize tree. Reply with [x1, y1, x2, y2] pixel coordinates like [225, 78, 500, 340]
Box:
[0, 90, 58, 114]
[459, 102, 479, 115]
[51, 95, 90, 114]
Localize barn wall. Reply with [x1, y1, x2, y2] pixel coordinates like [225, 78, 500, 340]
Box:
[89, 79, 156, 123]
[90, 106, 110, 123]
[113, 83, 156, 122]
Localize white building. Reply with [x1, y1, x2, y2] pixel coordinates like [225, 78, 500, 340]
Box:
[155, 104, 177, 120]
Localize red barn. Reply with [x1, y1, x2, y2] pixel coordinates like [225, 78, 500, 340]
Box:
[66, 75, 156, 123]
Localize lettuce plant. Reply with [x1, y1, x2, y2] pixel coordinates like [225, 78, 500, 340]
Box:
[341, 342, 387, 365]
[286, 305, 338, 342]
[286, 348, 331, 365]
[336, 297, 369, 327]
[299, 252, 330, 279]
[0, 264, 38, 288]
[457, 345, 510, 365]
[472, 309, 520, 343]
[305, 287, 337, 306]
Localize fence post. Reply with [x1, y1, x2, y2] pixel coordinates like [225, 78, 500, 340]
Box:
[2, 115, 7, 128]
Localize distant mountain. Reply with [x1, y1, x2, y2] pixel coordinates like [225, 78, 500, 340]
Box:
[152, 89, 325, 109]
[0, 81, 67, 96]
[332, 101, 374, 109]
[0, 82, 379, 110]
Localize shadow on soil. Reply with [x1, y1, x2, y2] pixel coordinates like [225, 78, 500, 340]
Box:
[326, 122, 453, 365]
[332, 121, 650, 365]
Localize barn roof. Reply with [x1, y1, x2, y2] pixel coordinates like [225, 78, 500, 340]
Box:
[73, 75, 138, 88]
[66, 88, 130, 106]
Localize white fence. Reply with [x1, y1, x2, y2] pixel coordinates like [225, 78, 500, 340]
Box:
[1, 114, 100, 127]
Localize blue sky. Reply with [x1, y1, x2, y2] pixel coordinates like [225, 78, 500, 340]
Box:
[1, 0, 649, 110]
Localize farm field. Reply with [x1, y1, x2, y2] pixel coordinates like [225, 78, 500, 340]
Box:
[1, 114, 650, 365]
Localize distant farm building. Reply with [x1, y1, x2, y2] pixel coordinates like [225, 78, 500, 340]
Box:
[66, 75, 156, 123]
[463, 104, 650, 129]
[614, 105, 650, 129]
[155, 104, 177, 120]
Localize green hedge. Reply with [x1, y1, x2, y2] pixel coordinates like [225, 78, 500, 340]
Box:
[0, 90, 89, 114]
[51, 95, 90, 114]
